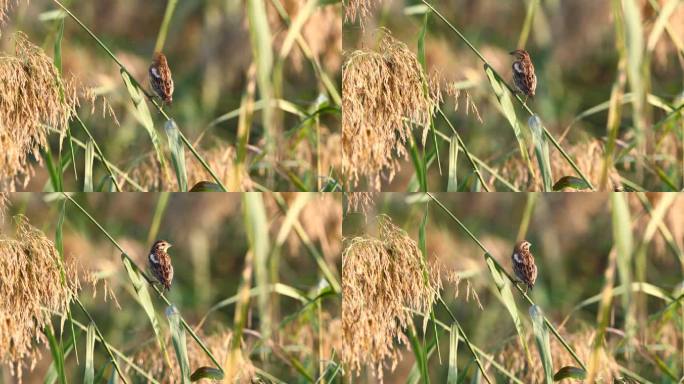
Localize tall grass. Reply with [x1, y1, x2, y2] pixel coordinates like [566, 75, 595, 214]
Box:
[0, 0, 341, 192]
[342, 192, 684, 382]
[342, 0, 684, 191]
[0, 193, 342, 382]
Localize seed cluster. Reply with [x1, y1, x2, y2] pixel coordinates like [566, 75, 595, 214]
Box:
[342, 216, 441, 380]
[0, 216, 80, 381]
[0, 33, 78, 190]
[342, 32, 440, 190]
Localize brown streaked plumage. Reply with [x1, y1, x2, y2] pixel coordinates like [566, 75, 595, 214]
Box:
[149, 52, 174, 104]
[149, 240, 173, 291]
[511, 240, 537, 292]
[510, 49, 537, 102]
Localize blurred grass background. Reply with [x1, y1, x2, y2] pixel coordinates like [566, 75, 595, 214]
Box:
[343, 192, 683, 382]
[343, 0, 684, 191]
[0, 192, 341, 382]
[1, 0, 341, 191]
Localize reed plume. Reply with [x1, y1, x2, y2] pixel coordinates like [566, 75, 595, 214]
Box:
[0, 215, 80, 381]
[0, 33, 78, 190]
[342, 31, 440, 190]
[342, 215, 441, 380]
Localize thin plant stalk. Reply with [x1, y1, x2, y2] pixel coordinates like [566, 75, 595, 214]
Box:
[61, 193, 225, 374]
[437, 108, 490, 191]
[154, 0, 179, 53]
[426, 192, 588, 371]
[48, 308, 160, 383]
[74, 298, 128, 383]
[73, 115, 123, 191]
[437, 297, 492, 384]
[47, 126, 145, 191]
[420, 0, 595, 190]
[51, 0, 228, 191]
[434, 129, 520, 191]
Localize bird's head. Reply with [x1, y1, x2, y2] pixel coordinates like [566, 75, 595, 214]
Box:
[509, 49, 529, 60]
[152, 240, 172, 253]
[515, 240, 531, 253]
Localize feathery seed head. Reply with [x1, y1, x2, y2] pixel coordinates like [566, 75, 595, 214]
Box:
[342, 215, 441, 380]
[0, 33, 78, 190]
[342, 32, 440, 190]
[0, 215, 80, 381]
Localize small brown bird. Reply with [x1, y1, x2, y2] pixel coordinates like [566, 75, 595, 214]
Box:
[511, 240, 537, 292]
[510, 49, 537, 102]
[149, 52, 174, 105]
[148, 240, 174, 291]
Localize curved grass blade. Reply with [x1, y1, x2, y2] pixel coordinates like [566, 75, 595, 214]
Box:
[484, 65, 534, 177]
[121, 256, 171, 370]
[120, 69, 168, 184]
[552, 176, 591, 191]
[84, 322, 96, 384]
[447, 135, 459, 191]
[45, 325, 67, 384]
[164, 119, 188, 191]
[553, 366, 586, 381]
[167, 306, 191, 384]
[612, 193, 635, 358]
[485, 253, 532, 365]
[529, 305, 553, 383]
[189, 181, 223, 192]
[244, 193, 272, 354]
[447, 323, 459, 384]
[407, 324, 430, 384]
[529, 115, 552, 191]
[246, 0, 275, 167]
[84, 139, 94, 192]
[190, 367, 224, 381]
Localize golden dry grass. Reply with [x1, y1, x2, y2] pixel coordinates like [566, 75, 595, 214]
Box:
[0, 33, 78, 190]
[345, 192, 375, 215]
[128, 144, 253, 191]
[499, 139, 621, 191]
[0, 215, 80, 381]
[134, 329, 255, 383]
[497, 328, 620, 383]
[343, 0, 379, 24]
[342, 215, 441, 380]
[342, 31, 439, 190]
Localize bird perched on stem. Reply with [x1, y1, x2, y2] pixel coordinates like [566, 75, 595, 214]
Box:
[148, 240, 174, 291]
[510, 49, 537, 103]
[511, 240, 537, 293]
[149, 52, 174, 105]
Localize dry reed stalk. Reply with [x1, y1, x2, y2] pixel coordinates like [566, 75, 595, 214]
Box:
[0, 33, 79, 190]
[342, 215, 441, 380]
[342, 32, 440, 190]
[0, 215, 80, 381]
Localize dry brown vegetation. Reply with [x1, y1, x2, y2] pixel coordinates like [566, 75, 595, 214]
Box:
[342, 32, 440, 190]
[0, 216, 80, 381]
[342, 215, 441, 380]
[0, 33, 78, 190]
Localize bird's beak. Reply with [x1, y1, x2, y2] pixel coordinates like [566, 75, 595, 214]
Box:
[509, 51, 516, 55]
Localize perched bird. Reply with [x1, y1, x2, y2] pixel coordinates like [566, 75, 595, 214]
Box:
[510, 49, 537, 102]
[511, 240, 537, 292]
[149, 52, 174, 105]
[148, 240, 174, 291]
